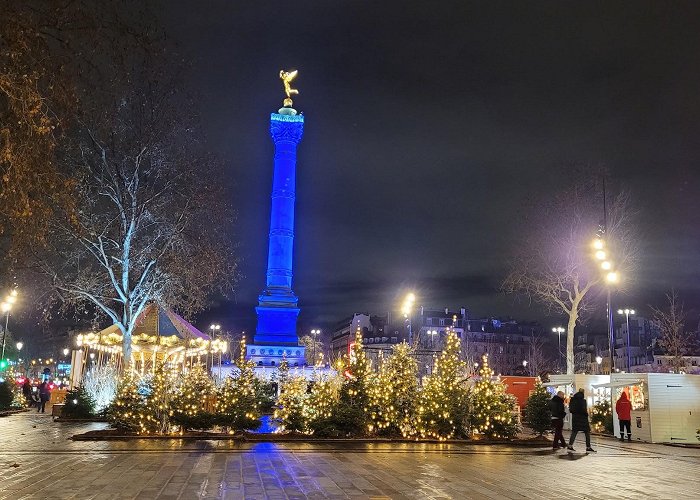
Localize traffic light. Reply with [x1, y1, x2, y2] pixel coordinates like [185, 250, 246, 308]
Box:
[0, 359, 7, 369]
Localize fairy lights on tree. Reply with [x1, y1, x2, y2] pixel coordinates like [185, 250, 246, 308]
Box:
[415, 330, 469, 440]
[468, 354, 518, 439]
[171, 364, 214, 431]
[369, 342, 418, 437]
[214, 337, 260, 432]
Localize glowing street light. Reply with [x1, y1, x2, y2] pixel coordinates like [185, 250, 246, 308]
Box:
[16, 342, 23, 351]
[552, 326, 565, 372]
[401, 292, 416, 345]
[617, 308, 636, 372]
[311, 329, 321, 366]
[63, 348, 70, 357]
[606, 271, 619, 284]
[1, 288, 18, 364]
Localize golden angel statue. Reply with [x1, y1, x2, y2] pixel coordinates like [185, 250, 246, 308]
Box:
[279, 69, 299, 107]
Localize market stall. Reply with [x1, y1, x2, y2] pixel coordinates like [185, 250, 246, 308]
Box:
[594, 373, 700, 443]
[543, 374, 610, 429]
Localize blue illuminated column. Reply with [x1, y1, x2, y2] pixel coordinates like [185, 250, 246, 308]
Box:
[248, 108, 306, 367]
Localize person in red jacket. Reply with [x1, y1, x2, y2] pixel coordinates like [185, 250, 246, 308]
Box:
[615, 392, 632, 442]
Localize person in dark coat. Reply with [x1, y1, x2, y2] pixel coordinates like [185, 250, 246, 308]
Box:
[22, 379, 32, 406]
[550, 391, 567, 449]
[567, 389, 596, 452]
[37, 381, 51, 413]
[615, 392, 632, 442]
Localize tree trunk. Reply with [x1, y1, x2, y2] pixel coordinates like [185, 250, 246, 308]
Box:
[122, 331, 132, 371]
[566, 311, 577, 375]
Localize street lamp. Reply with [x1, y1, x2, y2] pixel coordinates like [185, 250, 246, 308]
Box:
[209, 324, 221, 369]
[617, 308, 635, 372]
[311, 329, 321, 366]
[595, 356, 603, 374]
[428, 329, 438, 348]
[401, 292, 416, 345]
[593, 237, 618, 373]
[552, 327, 565, 372]
[63, 348, 69, 357]
[16, 342, 23, 352]
[1, 289, 18, 363]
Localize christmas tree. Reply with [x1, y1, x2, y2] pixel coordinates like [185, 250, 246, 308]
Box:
[369, 342, 418, 437]
[171, 364, 214, 431]
[109, 373, 146, 433]
[522, 379, 551, 436]
[306, 373, 342, 436]
[332, 328, 375, 436]
[62, 386, 97, 419]
[141, 363, 176, 434]
[273, 375, 309, 433]
[468, 354, 519, 439]
[214, 337, 260, 432]
[416, 330, 469, 440]
[591, 399, 613, 434]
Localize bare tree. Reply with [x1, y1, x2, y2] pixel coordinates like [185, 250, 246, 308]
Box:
[11, 3, 238, 366]
[652, 292, 691, 373]
[502, 172, 637, 374]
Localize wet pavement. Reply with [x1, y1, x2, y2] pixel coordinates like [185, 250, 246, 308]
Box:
[0, 411, 699, 499]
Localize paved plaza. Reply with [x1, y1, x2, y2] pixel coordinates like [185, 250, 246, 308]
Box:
[0, 412, 699, 499]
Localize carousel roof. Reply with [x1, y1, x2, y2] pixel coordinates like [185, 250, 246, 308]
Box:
[94, 303, 210, 341]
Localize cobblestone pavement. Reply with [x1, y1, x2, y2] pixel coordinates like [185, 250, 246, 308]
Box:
[1, 412, 699, 499]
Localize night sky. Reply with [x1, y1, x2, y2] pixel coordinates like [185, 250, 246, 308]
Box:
[156, 1, 700, 334]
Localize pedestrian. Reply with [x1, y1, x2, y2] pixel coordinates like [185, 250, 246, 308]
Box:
[567, 389, 596, 453]
[38, 381, 51, 414]
[550, 390, 567, 450]
[615, 391, 632, 442]
[22, 379, 32, 406]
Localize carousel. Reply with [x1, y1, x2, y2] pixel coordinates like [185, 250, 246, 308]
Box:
[73, 304, 227, 381]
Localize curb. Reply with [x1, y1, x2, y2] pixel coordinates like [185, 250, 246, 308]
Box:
[71, 432, 551, 446]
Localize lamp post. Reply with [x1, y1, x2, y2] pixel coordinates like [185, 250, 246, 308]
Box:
[617, 308, 635, 372]
[593, 237, 619, 373]
[522, 359, 528, 375]
[401, 292, 416, 346]
[595, 356, 603, 375]
[209, 324, 220, 370]
[311, 329, 320, 366]
[1, 289, 18, 363]
[552, 327, 564, 372]
[428, 329, 437, 349]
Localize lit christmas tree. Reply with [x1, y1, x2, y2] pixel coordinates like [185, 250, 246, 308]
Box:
[416, 330, 469, 440]
[306, 373, 342, 436]
[369, 342, 418, 437]
[590, 399, 613, 434]
[141, 363, 176, 434]
[214, 337, 260, 432]
[522, 378, 551, 436]
[109, 373, 146, 433]
[171, 364, 214, 431]
[273, 375, 309, 433]
[468, 354, 519, 439]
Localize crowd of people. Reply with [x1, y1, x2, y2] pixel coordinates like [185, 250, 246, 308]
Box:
[549, 388, 633, 453]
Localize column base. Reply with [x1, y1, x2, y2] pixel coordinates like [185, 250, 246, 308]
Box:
[246, 344, 306, 367]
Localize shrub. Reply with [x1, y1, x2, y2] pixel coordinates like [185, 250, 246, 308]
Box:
[523, 381, 551, 436]
[62, 386, 96, 419]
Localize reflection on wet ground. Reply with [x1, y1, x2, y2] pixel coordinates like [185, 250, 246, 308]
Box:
[1, 412, 699, 499]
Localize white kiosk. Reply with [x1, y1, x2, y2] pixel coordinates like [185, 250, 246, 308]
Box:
[544, 374, 611, 429]
[595, 373, 700, 443]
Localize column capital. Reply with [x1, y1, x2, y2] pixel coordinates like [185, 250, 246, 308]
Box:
[270, 113, 304, 144]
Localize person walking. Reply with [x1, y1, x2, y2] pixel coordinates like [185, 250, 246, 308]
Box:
[550, 391, 567, 449]
[567, 389, 596, 453]
[615, 392, 632, 442]
[22, 379, 32, 407]
[37, 381, 51, 413]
